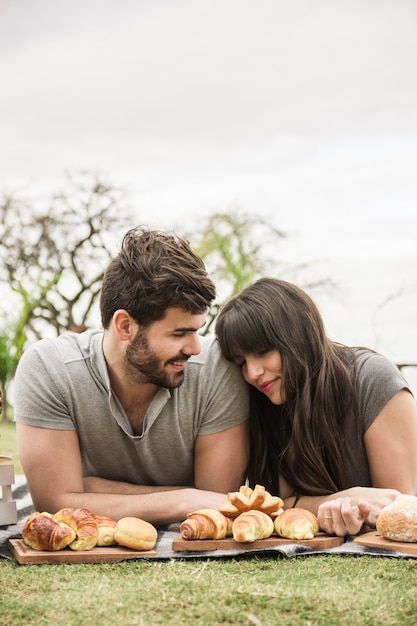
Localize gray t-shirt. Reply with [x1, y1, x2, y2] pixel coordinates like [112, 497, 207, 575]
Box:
[346, 349, 413, 487]
[13, 330, 249, 486]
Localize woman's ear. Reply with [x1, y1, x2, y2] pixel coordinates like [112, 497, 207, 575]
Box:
[112, 309, 138, 341]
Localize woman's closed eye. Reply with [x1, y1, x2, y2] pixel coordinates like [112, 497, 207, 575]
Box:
[232, 354, 246, 369]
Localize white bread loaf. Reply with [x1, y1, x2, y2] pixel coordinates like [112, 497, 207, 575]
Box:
[114, 517, 157, 551]
[376, 495, 417, 542]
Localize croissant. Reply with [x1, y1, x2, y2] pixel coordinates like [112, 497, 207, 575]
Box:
[114, 517, 158, 551]
[232, 510, 274, 543]
[180, 509, 232, 540]
[274, 508, 319, 540]
[376, 495, 417, 542]
[219, 484, 284, 518]
[22, 511, 76, 551]
[53, 507, 99, 551]
[94, 514, 118, 546]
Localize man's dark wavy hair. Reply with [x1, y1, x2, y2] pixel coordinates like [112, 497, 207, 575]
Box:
[100, 226, 216, 328]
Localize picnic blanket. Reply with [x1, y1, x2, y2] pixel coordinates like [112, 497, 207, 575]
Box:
[1, 476, 416, 562]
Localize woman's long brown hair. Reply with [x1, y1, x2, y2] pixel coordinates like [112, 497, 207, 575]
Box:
[216, 277, 360, 497]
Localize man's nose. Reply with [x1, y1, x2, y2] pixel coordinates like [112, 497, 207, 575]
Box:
[183, 334, 201, 356]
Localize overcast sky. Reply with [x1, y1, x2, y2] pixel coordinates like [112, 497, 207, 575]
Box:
[1, 0, 416, 385]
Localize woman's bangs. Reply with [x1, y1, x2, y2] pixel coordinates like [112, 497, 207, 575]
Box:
[218, 308, 270, 362]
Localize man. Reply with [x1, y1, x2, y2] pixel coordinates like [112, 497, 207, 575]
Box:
[14, 226, 249, 525]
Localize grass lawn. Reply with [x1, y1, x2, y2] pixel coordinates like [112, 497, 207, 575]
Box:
[2, 421, 417, 625]
[0, 420, 23, 474]
[1, 554, 417, 625]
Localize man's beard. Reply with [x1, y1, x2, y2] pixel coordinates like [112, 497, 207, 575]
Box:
[125, 328, 188, 389]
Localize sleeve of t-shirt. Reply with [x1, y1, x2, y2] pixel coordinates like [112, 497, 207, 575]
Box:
[13, 339, 76, 431]
[355, 350, 412, 433]
[195, 339, 249, 436]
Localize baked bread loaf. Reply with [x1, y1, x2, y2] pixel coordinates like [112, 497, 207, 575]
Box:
[53, 507, 99, 551]
[232, 510, 274, 543]
[22, 508, 157, 552]
[114, 517, 157, 551]
[274, 508, 319, 540]
[219, 484, 284, 518]
[180, 509, 232, 540]
[376, 495, 417, 542]
[94, 514, 118, 546]
[22, 511, 76, 551]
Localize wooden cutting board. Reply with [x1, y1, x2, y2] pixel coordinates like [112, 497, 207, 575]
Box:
[172, 532, 343, 552]
[354, 531, 417, 556]
[9, 539, 157, 565]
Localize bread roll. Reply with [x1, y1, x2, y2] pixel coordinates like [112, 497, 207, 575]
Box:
[53, 507, 99, 551]
[274, 508, 319, 540]
[376, 495, 417, 542]
[180, 509, 232, 540]
[114, 517, 157, 551]
[219, 484, 284, 518]
[94, 514, 118, 546]
[22, 512, 76, 551]
[232, 510, 274, 543]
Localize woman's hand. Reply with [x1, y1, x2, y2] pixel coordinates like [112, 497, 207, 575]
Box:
[318, 488, 401, 536]
[318, 497, 371, 536]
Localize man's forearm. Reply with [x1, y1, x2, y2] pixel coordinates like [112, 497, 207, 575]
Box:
[47, 489, 195, 525]
[83, 476, 186, 495]
[33, 480, 229, 526]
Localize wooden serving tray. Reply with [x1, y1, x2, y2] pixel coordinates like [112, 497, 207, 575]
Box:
[9, 539, 157, 565]
[172, 532, 343, 552]
[354, 531, 417, 556]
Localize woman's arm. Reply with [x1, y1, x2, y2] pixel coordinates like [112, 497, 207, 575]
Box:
[280, 390, 417, 536]
[364, 389, 417, 493]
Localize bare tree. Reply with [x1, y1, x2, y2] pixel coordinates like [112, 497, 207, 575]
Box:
[0, 172, 133, 340]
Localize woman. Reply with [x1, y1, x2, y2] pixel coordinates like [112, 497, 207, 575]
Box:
[215, 277, 417, 537]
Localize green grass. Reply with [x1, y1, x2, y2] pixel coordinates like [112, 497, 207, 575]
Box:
[0, 420, 23, 474]
[1, 555, 417, 625]
[2, 421, 417, 625]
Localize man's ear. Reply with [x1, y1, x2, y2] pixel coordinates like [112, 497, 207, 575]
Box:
[112, 309, 138, 341]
